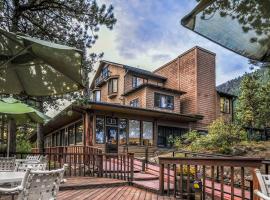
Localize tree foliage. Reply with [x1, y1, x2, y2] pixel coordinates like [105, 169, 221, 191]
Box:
[0, 0, 117, 110]
[236, 69, 270, 129]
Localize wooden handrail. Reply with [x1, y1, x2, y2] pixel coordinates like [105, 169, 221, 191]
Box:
[159, 156, 263, 199]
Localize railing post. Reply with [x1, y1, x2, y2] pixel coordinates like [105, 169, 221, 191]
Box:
[252, 169, 260, 200]
[159, 159, 164, 195]
[129, 153, 134, 183]
[98, 154, 103, 177]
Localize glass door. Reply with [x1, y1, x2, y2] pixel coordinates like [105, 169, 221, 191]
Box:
[106, 126, 118, 153]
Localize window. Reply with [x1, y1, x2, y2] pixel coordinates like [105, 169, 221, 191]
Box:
[75, 121, 83, 144]
[108, 78, 118, 94]
[96, 116, 105, 144]
[119, 119, 128, 145]
[52, 134, 56, 147]
[130, 98, 139, 107]
[154, 93, 174, 110]
[220, 97, 230, 113]
[94, 90, 101, 102]
[101, 66, 109, 78]
[158, 126, 188, 147]
[143, 121, 153, 146]
[129, 120, 140, 145]
[56, 132, 61, 146]
[60, 129, 65, 146]
[132, 76, 142, 88]
[68, 126, 75, 145]
[106, 117, 118, 126]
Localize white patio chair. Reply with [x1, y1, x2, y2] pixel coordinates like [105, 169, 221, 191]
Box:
[0, 164, 67, 200]
[0, 157, 16, 172]
[16, 162, 47, 172]
[254, 169, 270, 200]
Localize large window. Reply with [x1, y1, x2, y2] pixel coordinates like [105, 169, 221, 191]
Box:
[129, 120, 140, 145]
[96, 116, 105, 144]
[220, 97, 230, 113]
[142, 121, 153, 146]
[132, 76, 143, 88]
[94, 90, 101, 102]
[154, 93, 174, 110]
[108, 78, 118, 94]
[130, 98, 139, 107]
[158, 126, 188, 147]
[75, 121, 83, 144]
[119, 119, 128, 145]
[68, 126, 75, 145]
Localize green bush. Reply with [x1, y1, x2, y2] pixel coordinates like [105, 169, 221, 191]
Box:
[190, 118, 247, 154]
[16, 139, 33, 153]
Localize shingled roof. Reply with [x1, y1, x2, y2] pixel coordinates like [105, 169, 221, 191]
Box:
[101, 60, 167, 80]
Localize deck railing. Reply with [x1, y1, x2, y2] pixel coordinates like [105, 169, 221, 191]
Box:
[159, 157, 263, 200]
[172, 149, 270, 174]
[1, 147, 134, 182]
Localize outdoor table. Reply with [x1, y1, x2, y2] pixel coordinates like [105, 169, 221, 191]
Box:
[0, 171, 25, 184]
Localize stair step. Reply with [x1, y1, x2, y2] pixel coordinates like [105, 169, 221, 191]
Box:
[133, 172, 159, 181]
[132, 179, 174, 194]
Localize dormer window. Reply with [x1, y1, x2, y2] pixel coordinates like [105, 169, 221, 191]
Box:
[132, 76, 142, 88]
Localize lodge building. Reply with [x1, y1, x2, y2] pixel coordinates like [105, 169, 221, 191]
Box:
[41, 46, 235, 156]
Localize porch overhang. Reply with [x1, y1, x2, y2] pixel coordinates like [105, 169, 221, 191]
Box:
[77, 101, 203, 122]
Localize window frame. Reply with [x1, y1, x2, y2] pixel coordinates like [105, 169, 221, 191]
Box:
[95, 115, 105, 144]
[154, 92, 174, 110]
[94, 90, 101, 102]
[132, 76, 143, 88]
[142, 121, 153, 146]
[108, 78, 118, 94]
[128, 119, 141, 145]
[119, 118, 128, 145]
[130, 98, 139, 107]
[220, 96, 230, 114]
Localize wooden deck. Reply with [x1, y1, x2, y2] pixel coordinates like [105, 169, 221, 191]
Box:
[57, 185, 175, 200]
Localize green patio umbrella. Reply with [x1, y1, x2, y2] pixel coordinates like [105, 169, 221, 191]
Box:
[0, 97, 50, 156]
[0, 97, 50, 124]
[181, 0, 270, 63]
[0, 28, 84, 96]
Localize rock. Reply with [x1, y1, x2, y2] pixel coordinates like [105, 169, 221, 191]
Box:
[231, 147, 247, 156]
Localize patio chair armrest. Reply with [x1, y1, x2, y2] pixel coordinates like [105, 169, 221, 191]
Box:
[254, 190, 270, 200]
[0, 185, 23, 193]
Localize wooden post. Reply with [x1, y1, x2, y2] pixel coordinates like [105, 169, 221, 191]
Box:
[37, 123, 44, 153]
[159, 162, 164, 195]
[252, 169, 260, 200]
[8, 118, 16, 156]
[129, 153, 134, 182]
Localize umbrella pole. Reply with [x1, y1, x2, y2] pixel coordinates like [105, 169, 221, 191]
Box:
[7, 118, 16, 157]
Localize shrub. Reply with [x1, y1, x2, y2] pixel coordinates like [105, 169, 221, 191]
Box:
[191, 118, 247, 154]
[16, 139, 33, 153]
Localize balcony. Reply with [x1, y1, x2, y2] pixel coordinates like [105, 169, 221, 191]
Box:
[95, 71, 111, 87]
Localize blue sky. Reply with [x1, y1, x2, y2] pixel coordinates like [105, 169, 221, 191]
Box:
[92, 0, 254, 85]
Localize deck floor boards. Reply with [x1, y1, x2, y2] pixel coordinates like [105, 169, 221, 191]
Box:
[56, 186, 175, 200]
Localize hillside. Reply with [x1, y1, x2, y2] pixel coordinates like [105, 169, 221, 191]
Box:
[217, 68, 269, 96]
